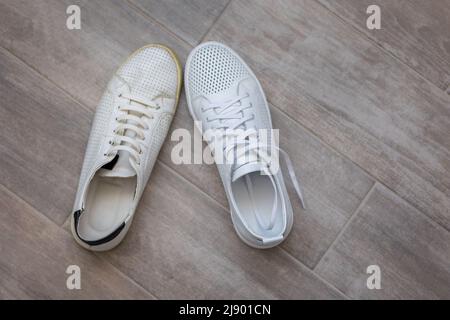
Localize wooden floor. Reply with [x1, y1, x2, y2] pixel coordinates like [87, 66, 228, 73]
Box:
[0, 0, 449, 299]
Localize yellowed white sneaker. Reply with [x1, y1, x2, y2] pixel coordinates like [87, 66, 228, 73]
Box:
[72, 45, 182, 251]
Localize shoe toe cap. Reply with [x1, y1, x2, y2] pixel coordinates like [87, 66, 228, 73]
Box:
[187, 42, 250, 97]
[117, 45, 180, 99]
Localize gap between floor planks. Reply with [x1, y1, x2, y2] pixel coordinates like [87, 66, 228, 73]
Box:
[0, 2, 375, 278]
[202, 0, 450, 232]
[313, 0, 450, 95]
[0, 1, 439, 291]
[314, 183, 377, 270]
[0, 182, 157, 299]
[59, 159, 350, 299]
[2, 0, 446, 298]
[0, 44, 350, 297]
[126, 0, 450, 234]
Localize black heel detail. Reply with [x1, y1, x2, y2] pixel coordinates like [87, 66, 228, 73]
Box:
[73, 210, 126, 246]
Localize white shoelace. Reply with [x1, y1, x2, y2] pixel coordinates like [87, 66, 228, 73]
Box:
[202, 93, 253, 130]
[202, 94, 306, 229]
[105, 93, 160, 165]
[226, 129, 306, 231]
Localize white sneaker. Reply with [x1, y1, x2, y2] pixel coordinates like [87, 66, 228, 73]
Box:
[72, 45, 182, 251]
[185, 42, 305, 249]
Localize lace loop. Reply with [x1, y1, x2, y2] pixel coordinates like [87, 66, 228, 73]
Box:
[105, 93, 159, 164]
[203, 93, 306, 210]
[231, 139, 307, 210]
[202, 93, 252, 130]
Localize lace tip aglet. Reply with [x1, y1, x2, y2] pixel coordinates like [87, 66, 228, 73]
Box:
[300, 198, 306, 210]
[296, 190, 306, 210]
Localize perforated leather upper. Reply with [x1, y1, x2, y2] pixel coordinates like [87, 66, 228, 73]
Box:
[118, 48, 178, 100]
[74, 45, 180, 211]
[188, 43, 249, 96]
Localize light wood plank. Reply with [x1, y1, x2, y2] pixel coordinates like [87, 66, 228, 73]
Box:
[206, 0, 450, 229]
[158, 97, 374, 268]
[315, 184, 450, 299]
[131, 0, 230, 45]
[101, 162, 344, 299]
[0, 47, 90, 225]
[0, 184, 153, 299]
[318, 0, 450, 91]
[0, 0, 190, 109]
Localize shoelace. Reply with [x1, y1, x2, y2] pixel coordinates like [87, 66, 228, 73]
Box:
[224, 129, 306, 231]
[202, 93, 254, 130]
[105, 93, 160, 165]
[224, 129, 306, 206]
[202, 95, 306, 224]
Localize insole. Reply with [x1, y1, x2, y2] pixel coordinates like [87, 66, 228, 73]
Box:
[231, 172, 283, 238]
[78, 175, 136, 241]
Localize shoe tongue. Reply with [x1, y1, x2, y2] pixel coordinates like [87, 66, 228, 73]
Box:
[99, 152, 136, 178]
[99, 96, 143, 178]
[232, 162, 265, 182]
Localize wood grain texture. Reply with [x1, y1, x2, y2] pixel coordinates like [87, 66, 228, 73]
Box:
[0, 185, 153, 299]
[101, 162, 344, 299]
[0, 0, 190, 109]
[130, 0, 230, 45]
[0, 47, 90, 225]
[158, 97, 374, 268]
[0, 0, 374, 269]
[318, 0, 450, 91]
[1, 0, 448, 299]
[316, 184, 450, 299]
[0, 0, 188, 224]
[206, 0, 450, 229]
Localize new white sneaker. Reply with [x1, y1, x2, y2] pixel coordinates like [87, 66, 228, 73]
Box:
[185, 42, 305, 249]
[72, 44, 182, 251]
